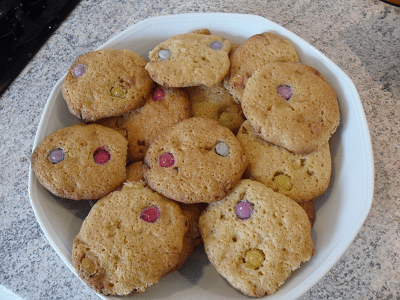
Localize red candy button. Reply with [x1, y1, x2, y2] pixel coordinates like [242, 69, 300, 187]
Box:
[93, 147, 110, 165]
[235, 201, 253, 220]
[140, 206, 160, 223]
[152, 89, 165, 101]
[158, 152, 175, 168]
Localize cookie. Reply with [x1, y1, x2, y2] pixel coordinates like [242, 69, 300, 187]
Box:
[125, 161, 145, 182]
[97, 86, 191, 162]
[199, 179, 314, 297]
[185, 83, 245, 134]
[145, 32, 231, 87]
[71, 181, 191, 296]
[191, 28, 239, 56]
[31, 123, 127, 200]
[224, 32, 299, 103]
[62, 49, 154, 121]
[237, 120, 332, 202]
[241, 62, 340, 154]
[299, 199, 316, 227]
[192, 28, 211, 35]
[143, 117, 248, 204]
[179, 202, 208, 254]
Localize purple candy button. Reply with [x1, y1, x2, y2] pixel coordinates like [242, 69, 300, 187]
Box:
[210, 41, 223, 50]
[72, 64, 86, 78]
[235, 200, 253, 220]
[48, 148, 64, 164]
[277, 85, 292, 100]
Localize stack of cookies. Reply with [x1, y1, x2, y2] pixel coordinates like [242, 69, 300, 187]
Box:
[31, 29, 340, 297]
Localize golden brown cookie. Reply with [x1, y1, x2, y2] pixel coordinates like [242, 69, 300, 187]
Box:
[97, 86, 191, 162]
[31, 123, 127, 200]
[143, 117, 248, 204]
[125, 161, 145, 182]
[242, 62, 340, 154]
[199, 179, 314, 297]
[145, 33, 231, 87]
[185, 83, 245, 134]
[62, 49, 154, 121]
[223, 32, 299, 103]
[71, 181, 191, 296]
[237, 120, 332, 202]
[299, 199, 316, 227]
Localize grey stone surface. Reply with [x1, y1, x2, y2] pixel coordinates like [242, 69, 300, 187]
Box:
[1, 0, 399, 299]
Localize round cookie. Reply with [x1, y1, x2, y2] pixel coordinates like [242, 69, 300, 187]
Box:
[31, 123, 128, 200]
[62, 49, 154, 121]
[199, 179, 315, 297]
[145, 32, 231, 87]
[72, 181, 191, 295]
[242, 62, 340, 154]
[143, 117, 248, 204]
[223, 32, 299, 103]
[97, 86, 191, 162]
[185, 83, 245, 134]
[237, 120, 332, 202]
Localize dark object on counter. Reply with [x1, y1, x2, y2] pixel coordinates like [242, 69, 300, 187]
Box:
[0, 0, 81, 97]
[381, 0, 400, 6]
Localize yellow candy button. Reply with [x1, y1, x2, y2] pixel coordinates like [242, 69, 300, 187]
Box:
[244, 248, 265, 269]
[274, 173, 293, 191]
[111, 86, 126, 98]
[81, 256, 96, 275]
[218, 110, 233, 127]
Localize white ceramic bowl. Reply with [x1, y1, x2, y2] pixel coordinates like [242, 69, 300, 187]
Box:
[28, 13, 374, 300]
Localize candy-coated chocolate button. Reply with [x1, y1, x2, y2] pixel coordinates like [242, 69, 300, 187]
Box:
[277, 85, 292, 100]
[111, 86, 126, 98]
[215, 141, 230, 157]
[48, 148, 65, 164]
[210, 41, 223, 50]
[274, 174, 293, 191]
[244, 248, 265, 269]
[218, 111, 233, 127]
[235, 200, 253, 220]
[72, 64, 86, 77]
[158, 49, 171, 61]
[81, 256, 96, 275]
[93, 147, 111, 165]
[153, 89, 165, 101]
[140, 206, 161, 223]
[158, 152, 175, 167]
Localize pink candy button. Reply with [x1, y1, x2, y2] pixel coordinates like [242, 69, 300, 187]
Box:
[235, 201, 253, 220]
[140, 206, 161, 223]
[93, 147, 110, 165]
[277, 85, 292, 100]
[158, 152, 175, 168]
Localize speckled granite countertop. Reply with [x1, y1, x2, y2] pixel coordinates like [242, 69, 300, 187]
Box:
[1, 0, 399, 299]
